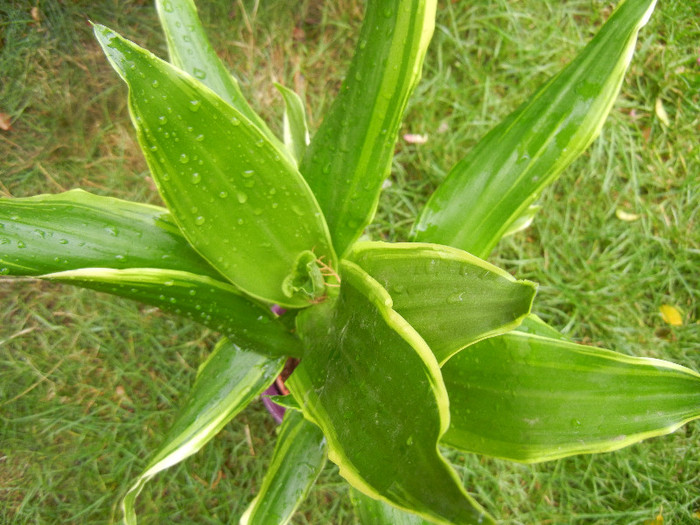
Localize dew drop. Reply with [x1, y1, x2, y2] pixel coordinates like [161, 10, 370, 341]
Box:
[193, 68, 206, 80]
[16, 241, 25, 248]
[236, 191, 248, 204]
[179, 153, 190, 164]
[162, 0, 174, 12]
[242, 169, 255, 178]
[230, 116, 241, 126]
[195, 134, 204, 141]
[158, 115, 167, 124]
[0, 268, 9, 275]
[218, 191, 228, 199]
[194, 216, 206, 226]
[58, 239, 69, 245]
[151, 79, 159, 88]
[191, 172, 201, 184]
[115, 254, 125, 260]
[188, 289, 196, 296]
[188, 99, 201, 112]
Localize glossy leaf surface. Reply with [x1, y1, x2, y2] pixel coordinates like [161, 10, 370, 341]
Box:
[43, 267, 301, 358]
[350, 241, 536, 364]
[276, 83, 310, 166]
[240, 410, 327, 525]
[351, 488, 433, 525]
[300, 0, 436, 256]
[94, 25, 335, 307]
[155, 0, 281, 148]
[441, 332, 700, 463]
[122, 338, 285, 524]
[413, 0, 657, 258]
[0, 190, 217, 278]
[287, 261, 493, 525]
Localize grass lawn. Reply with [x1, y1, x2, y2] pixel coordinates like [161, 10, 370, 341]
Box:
[1, 0, 698, 523]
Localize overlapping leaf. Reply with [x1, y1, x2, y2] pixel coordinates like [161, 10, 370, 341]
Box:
[44, 268, 301, 358]
[413, 0, 657, 258]
[94, 25, 335, 307]
[350, 241, 536, 364]
[122, 338, 285, 525]
[300, 0, 436, 256]
[0, 190, 217, 278]
[240, 410, 327, 525]
[441, 332, 700, 463]
[287, 261, 493, 525]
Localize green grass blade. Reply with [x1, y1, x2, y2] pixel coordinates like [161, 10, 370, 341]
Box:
[300, 0, 436, 257]
[240, 410, 327, 525]
[413, 0, 657, 258]
[349, 241, 536, 364]
[121, 338, 285, 525]
[0, 189, 218, 278]
[441, 332, 700, 463]
[286, 261, 493, 525]
[275, 83, 310, 166]
[350, 487, 433, 525]
[93, 25, 336, 308]
[154, 0, 283, 150]
[42, 267, 301, 358]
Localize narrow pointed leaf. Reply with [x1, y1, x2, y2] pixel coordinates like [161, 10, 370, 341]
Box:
[43, 268, 301, 358]
[94, 25, 335, 308]
[351, 488, 434, 525]
[0, 190, 218, 278]
[240, 410, 327, 525]
[276, 83, 310, 166]
[287, 261, 493, 525]
[413, 0, 657, 258]
[154, 0, 283, 150]
[441, 332, 700, 463]
[349, 241, 536, 364]
[122, 339, 285, 525]
[300, 0, 436, 256]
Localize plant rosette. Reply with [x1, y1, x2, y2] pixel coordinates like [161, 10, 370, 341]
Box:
[2, 0, 699, 524]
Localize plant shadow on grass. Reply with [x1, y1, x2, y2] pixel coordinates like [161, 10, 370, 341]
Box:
[1, 0, 698, 523]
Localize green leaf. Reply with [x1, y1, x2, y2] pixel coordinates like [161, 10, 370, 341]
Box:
[412, 0, 657, 258]
[350, 488, 434, 525]
[441, 331, 700, 463]
[286, 261, 493, 525]
[240, 410, 327, 525]
[275, 83, 310, 166]
[122, 338, 285, 525]
[349, 241, 537, 364]
[155, 0, 282, 149]
[0, 189, 218, 278]
[300, 0, 436, 257]
[94, 25, 336, 308]
[43, 267, 301, 358]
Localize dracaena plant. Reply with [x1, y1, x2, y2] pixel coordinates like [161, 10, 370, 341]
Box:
[1, 0, 698, 523]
